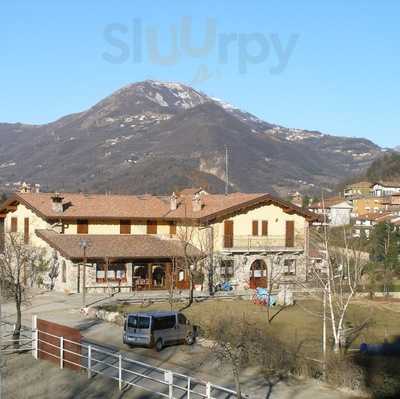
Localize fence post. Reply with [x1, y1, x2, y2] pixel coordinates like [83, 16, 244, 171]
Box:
[88, 345, 92, 379]
[187, 376, 191, 399]
[206, 382, 211, 399]
[32, 315, 38, 359]
[60, 336, 64, 369]
[165, 371, 173, 399]
[118, 354, 122, 390]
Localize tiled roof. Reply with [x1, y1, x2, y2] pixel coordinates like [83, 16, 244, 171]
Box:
[309, 197, 351, 209]
[1, 191, 321, 222]
[373, 181, 400, 188]
[357, 212, 394, 222]
[36, 229, 202, 260]
[345, 181, 373, 190]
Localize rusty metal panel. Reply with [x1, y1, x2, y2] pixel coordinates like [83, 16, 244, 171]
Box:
[37, 319, 81, 371]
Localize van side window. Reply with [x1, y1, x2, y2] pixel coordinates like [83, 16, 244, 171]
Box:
[178, 314, 187, 325]
[128, 316, 150, 329]
[152, 316, 176, 331]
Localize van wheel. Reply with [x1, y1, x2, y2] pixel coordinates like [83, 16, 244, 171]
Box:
[185, 333, 195, 346]
[155, 339, 163, 352]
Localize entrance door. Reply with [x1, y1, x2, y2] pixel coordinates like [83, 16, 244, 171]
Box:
[285, 221, 295, 247]
[224, 220, 234, 248]
[249, 259, 268, 289]
[152, 265, 166, 288]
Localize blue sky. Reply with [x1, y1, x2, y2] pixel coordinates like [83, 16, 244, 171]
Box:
[1, 1, 399, 147]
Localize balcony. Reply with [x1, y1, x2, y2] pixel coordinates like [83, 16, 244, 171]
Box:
[222, 235, 305, 252]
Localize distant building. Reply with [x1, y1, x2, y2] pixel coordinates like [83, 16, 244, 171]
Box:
[352, 196, 386, 217]
[309, 197, 353, 226]
[289, 191, 303, 207]
[371, 181, 400, 197]
[353, 212, 400, 238]
[344, 181, 373, 199]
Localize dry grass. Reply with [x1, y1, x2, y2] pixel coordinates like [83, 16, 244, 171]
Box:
[102, 297, 400, 359]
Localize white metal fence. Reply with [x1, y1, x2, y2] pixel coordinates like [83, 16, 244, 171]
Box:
[28, 316, 240, 399]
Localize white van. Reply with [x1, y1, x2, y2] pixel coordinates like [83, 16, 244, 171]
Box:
[123, 311, 196, 351]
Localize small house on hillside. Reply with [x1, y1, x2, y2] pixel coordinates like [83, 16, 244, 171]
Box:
[344, 181, 373, 199]
[309, 197, 353, 226]
[371, 181, 400, 197]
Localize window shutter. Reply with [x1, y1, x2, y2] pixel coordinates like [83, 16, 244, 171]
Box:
[252, 220, 259, 236]
[147, 220, 157, 234]
[169, 221, 177, 235]
[24, 218, 29, 244]
[77, 219, 89, 234]
[120, 220, 131, 234]
[11, 217, 18, 233]
[262, 220, 268, 236]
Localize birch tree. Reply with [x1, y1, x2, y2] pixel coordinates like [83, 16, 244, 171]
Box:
[306, 225, 368, 353]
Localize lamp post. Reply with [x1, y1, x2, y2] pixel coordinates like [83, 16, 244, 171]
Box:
[79, 238, 90, 308]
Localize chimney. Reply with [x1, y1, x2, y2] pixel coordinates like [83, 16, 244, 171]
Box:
[51, 192, 64, 213]
[192, 193, 203, 212]
[170, 192, 178, 211]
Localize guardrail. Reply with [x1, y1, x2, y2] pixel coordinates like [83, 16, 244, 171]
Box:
[31, 316, 240, 399]
[222, 235, 304, 250]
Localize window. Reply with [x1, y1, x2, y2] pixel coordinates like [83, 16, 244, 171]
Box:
[178, 313, 187, 325]
[147, 220, 157, 234]
[169, 221, 177, 235]
[283, 259, 296, 276]
[96, 263, 127, 282]
[220, 259, 234, 280]
[62, 261, 67, 283]
[11, 217, 17, 233]
[261, 220, 268, 236]
[252, 220, 259, 236]
[128, 316, 150, 329]
[152, 316, 176, 331]
[120, 220, 131, 234]
[24, 218, 29, 244]
[77, 219, 88, 234]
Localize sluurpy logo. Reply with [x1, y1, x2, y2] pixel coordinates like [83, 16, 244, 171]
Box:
[102, 17, 299, 83]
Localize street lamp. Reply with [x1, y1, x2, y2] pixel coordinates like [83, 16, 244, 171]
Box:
[79, 238, 90, 307]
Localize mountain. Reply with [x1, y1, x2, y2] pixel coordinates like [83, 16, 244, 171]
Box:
[0, 80, 387, 196]
[365, 152, 400, 182]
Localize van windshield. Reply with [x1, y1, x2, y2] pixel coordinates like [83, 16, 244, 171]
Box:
[128, 316, 150, 329]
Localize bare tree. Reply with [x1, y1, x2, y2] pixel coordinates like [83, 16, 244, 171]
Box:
[0, 233, 47, 347]
[176, 221, 208, 309]
[208, 313, 294, 399]
[208, 314, 253, 399]
[306, 226, 368, 354]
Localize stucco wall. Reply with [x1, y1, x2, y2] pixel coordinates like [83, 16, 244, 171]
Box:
[211, 203, 307, 251]
[4, 203, 50, 246]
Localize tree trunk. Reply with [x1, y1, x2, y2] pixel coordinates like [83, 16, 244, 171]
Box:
[13, 299, 22, 349]
[188, 273, 194, 307]
[232, 367, 242, 399]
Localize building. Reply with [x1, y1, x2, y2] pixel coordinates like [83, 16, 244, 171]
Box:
[380, 193, 400, 214]
[353, 212, 400, 238]
[351, 196, 386, 217]
[371, 181, 400, 197]
[344, 181, 373, 199]
[0, 189, 321, 293]
[309, 197, 353, 226]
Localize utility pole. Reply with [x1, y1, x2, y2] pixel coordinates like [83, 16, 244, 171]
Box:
[225, 145, 229, 196]
[322, 287, 327, 378]
[79, 239, 90, 308]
